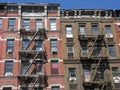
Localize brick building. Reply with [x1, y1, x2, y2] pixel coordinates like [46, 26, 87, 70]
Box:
[0, 2, 120, 90]
[61, 9, 120, 90]
[0, 3, 64, 90]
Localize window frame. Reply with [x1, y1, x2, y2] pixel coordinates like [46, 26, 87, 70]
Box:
[69, 68, 76, 77]
[50, 39, 58, 52]
[6, 39, 14, 52]
[108, 45, 116, 58]
[8, 18, 16, 29]
[23, 19, 30, 30]
[4, 61, 13, 75]
[36, 19, 43, 30]
[105, 25, 112, 34]
[0, 18, 2, 29]
[50, 19, 56, 31]
[66, 25, 72, 34]
[51, 60, 59, 75]
[22, 39, 29, 50]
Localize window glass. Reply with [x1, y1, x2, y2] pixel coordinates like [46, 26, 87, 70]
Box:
[50, 39, 58, 52]
[23, 19, 30, 30]
[108, 45, 115, 58]
[5, 61, 13, 74]
[7, 39, 14, 52]
[22, 39, 29, 49]
[79, 25, 85, 35]
[92, 24, 98, 35]
[105, 25, 111, 34]
[3, 87, 12, 90]
[36, 19, 43, 30]
[66, 25, 72, 34]
[8, 18, 16, 29]
[69, 68, 76, 77]
[21, 61, 29, 74]
[51, 86, 60, 90]
[0, 19, 2, 29]
[50, 19, 56, 30]
[35, 40, 42, 51]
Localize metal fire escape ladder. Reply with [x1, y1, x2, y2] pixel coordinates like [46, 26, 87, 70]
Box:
[90, 58, 101, 82]
[88, 37, 98, 59]
[23, 50, 41, 75]
[30, 78, 39, 90]
[25, 29, 40, 50]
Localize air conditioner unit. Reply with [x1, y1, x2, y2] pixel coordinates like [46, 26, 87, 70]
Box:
[51, 47, 58, 54]
[5, 72, 13, 76]
[106, 34, 113, 38]
[9, 27, 15, 31]
[7, 49, 13, 54]
[69, 77, 76, 81]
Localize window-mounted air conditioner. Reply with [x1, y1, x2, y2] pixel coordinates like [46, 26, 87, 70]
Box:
[106, 34, 113, 38]
[9, 27, 15, 31]
[69, 77, 76, 82]
[7, 50, 13, 54]
[5, 72, 13, 76]
[51, 47, 58, 54]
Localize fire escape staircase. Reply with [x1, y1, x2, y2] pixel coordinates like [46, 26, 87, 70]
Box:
[86, 33, 110, 89]
[18, 29, 47, 89]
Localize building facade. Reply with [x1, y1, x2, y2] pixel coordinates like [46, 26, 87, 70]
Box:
[0, 3, 64, 90]
[61, 9, 120, 90]
[0, 2, 120, 90]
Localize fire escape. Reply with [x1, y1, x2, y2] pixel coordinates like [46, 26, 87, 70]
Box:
[79, 28, 112, 90]
[18, 26, 48, 90]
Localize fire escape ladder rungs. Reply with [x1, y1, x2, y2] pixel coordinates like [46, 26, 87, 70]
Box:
[30, 78, 39, 90]
[25, 30, 40, 50]
[91, 58, 101, 82]
[23, 51, 40, 75]
[88, 37, 98, 58]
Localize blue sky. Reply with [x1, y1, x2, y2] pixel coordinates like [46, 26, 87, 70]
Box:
[0, 0, 120, 9]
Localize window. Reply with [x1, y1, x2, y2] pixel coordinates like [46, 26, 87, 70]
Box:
[50, 19, 56, 31]
[79, 25, 85, 35]
[66, 25, 72, 34]
[108, 45, 116, 59]
[112, 67, 119, 77]
[5, 61, 13, 75]
[47, 6, 58, 12]
[36, 19, 43, 30]
[8, 18, 16, 29]
[6, 39, 14, 53]
[83, 68, 90, 82]
[81, 45, 87, 55]
[35, 40, 42, 51]
[22, 39, 29, 49]
[21, 61, 29, 74]
[7, 6, 18, 11]
[35, 61, 43, 74]
[105, 25, 112, 34]
[118, 25, 120, 31]
[50, 39, 58, 52]
[3, 87, 12, 90]
[23, 19, 30, 30]
[92, 24, 98, 35]
[67, 45, 74, 60]
[69, 68, 76, 77]
[51, 86, 60, 90]
[51, 60, 58, 75]
[0, 19, 2, 29]
[112, 67, 120, 84]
